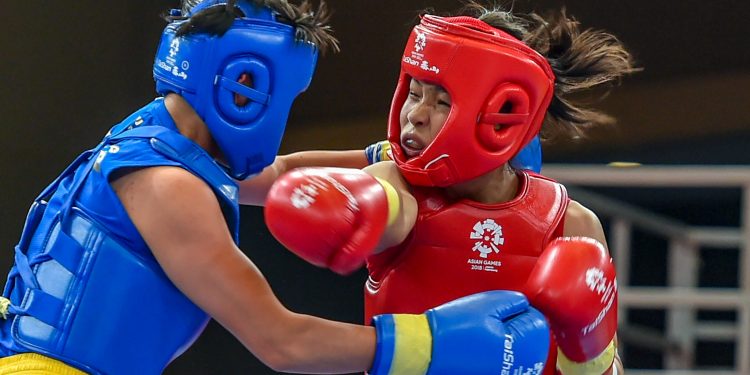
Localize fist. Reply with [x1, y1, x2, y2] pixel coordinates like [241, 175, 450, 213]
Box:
[264, 167, 390, 274]
[526, 237, 618, 363]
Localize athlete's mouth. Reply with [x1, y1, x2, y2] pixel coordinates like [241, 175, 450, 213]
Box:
[400, 136, 425, 158]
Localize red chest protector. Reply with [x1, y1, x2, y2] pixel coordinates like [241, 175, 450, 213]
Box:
[365, 171, 568, 372]
[365, 171, 568, 317]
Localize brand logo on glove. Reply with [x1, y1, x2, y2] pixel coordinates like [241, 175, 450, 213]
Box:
[467, 218, 504, 272]
[585, 267, 617, 305]
[502, 333, 516, 373]
[582, 267, 617, 335]
[290, 181, 324, 209]
[289, 175, 359, 212]
[501, 333, 544, 375]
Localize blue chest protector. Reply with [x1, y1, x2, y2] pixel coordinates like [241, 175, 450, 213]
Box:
[0, 99, 240, 374]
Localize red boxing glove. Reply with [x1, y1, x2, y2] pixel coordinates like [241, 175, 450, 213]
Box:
[264, 167, 394, 275]
[526, 237, 618, 374]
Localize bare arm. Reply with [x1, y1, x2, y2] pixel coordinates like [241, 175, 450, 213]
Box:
[239, 149, 368, 206]
[363, 161, 419, 253]
[112, 166, 375, 374]
[563, 200, 625, 375]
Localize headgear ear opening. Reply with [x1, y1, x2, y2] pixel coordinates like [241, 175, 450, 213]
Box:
[216, 58, 272, 125]
[477, 83, 532, 152]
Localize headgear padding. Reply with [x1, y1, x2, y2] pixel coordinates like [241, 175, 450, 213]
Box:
[153, 1, 319, 180]
[387, 15, 555, 187]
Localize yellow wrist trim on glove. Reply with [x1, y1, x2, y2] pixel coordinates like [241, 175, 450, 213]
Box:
[390, 314, 431, 375]
[375, 177, 400, 226]
[378, 140, 393, 162]
[557, 339, 616, 375]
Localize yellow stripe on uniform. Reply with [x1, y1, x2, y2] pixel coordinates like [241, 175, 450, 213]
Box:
[556, 339, 617, 375]
[0, 353, 88, 375]
[390, 314, 431, 375]
[375, 177, 400, 226]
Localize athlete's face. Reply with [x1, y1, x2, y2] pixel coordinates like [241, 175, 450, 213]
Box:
[399, 78, 451, 158]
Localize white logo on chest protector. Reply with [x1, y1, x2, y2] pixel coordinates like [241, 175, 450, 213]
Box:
[469, 219, 505, 258]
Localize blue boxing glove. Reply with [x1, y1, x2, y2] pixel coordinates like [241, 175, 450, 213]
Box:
[370, 291, 550, 375]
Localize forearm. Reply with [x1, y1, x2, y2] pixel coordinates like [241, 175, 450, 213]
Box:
[282, 149, 370, 170]
[238, 157, 287, 205]
[278, 313, 376, 374]
[239, 150, 369, 205]
[364, 162, 418, 254]
[185, 254, 374, 373]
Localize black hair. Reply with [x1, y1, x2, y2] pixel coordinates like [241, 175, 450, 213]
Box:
[165, 0, 339, 54]
[460, 1, 640, 141]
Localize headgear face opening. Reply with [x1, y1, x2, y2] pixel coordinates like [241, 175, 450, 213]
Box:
[153, 0, 319, 180]
[387, 15, 555, 187]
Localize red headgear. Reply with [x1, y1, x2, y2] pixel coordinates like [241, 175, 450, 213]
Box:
[387, 15, 555, 187]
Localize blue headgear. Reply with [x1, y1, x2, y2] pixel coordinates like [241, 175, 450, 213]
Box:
[153, 0, 319, 180]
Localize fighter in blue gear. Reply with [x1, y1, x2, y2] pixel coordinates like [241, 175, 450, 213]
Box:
[0, 1, 550, 374]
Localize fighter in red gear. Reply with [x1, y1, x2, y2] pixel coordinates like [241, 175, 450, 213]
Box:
[258, 2, 638, 373]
